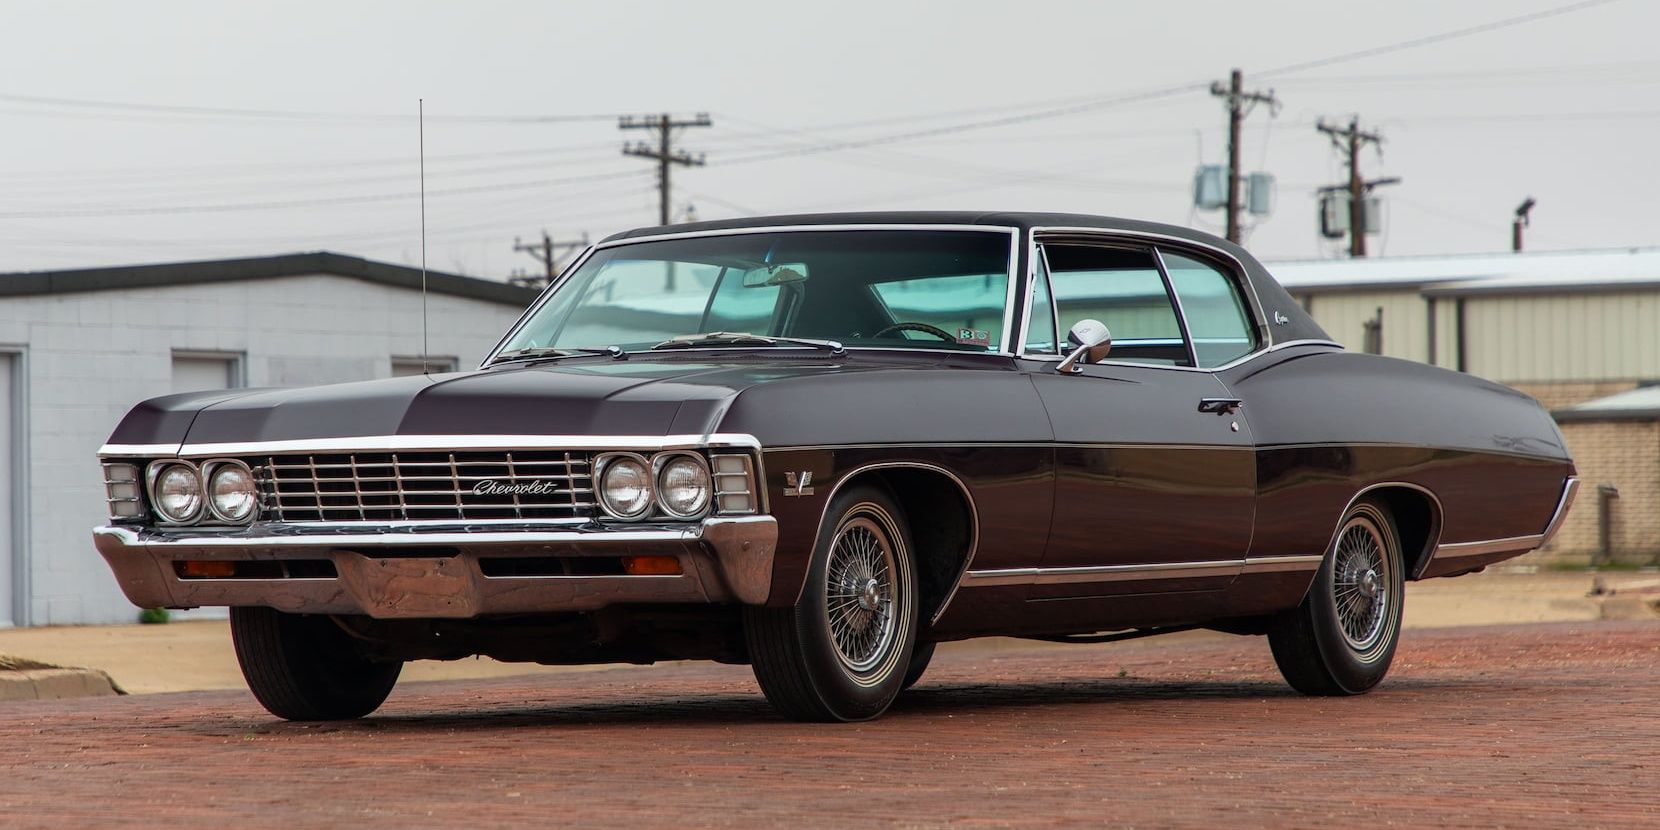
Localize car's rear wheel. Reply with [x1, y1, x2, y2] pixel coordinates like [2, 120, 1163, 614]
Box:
[230, 606, 402, 721]
[744, 484, 919, 722]
[1268, 497, 1404, 695]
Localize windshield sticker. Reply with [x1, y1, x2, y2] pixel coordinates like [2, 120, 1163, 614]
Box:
[956, 328, 991, 347]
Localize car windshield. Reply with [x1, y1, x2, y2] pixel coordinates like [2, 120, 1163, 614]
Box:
[495, 229, 1013, 356]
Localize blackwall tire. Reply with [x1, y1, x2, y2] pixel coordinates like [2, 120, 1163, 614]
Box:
[901, 641, 936, 691]
[1268, 498, 1405, 696]
[230, 606, 402, 721]
[744, 485, 919, 722]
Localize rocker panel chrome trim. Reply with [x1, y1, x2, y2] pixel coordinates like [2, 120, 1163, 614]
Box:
[960, 559, 1243, 588]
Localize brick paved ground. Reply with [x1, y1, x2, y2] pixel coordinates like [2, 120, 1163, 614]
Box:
[0, 621, 1654, 829]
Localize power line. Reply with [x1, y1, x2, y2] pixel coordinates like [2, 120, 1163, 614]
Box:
[0, 92, 619, 124]
[1258, 0, 1625, 78]
[0, 168, 644, 219]
[0, 141, 618, 184]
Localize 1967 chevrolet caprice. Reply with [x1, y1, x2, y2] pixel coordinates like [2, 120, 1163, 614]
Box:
[94, 212, 1578, 722]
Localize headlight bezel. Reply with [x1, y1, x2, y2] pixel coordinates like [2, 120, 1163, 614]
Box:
[145, 460, 205, 525]
[652, 452, 712, 520]
[202, 459, 259, 525]
[594, 451, 656, 521]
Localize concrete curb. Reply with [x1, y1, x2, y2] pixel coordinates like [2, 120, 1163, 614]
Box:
[0, 655, 125, 701]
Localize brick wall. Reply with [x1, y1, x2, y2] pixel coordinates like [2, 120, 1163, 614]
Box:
[1525, 419, 1660, 566]
[1508, 380, 1642, 412]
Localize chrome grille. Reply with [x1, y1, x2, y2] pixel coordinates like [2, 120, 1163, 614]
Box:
[252, 451, 594, 522]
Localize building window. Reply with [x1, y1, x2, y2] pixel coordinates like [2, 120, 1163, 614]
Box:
[171, 350, 244, 394]
[391, 356, 458, 377]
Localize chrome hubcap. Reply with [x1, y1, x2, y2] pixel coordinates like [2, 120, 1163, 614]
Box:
[1358, 569, 1379, 599]
[1333, 518, 1393, 656]
[825, 516, 898, 676]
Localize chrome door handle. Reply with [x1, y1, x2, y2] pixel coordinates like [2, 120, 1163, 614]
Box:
[1198, 398, 1243, 415]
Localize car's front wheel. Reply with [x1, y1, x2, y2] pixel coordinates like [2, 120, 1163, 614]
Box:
[230, 606, 403, 720]
[1268, 497, 1405, 695]
[744, 484, 919, 721]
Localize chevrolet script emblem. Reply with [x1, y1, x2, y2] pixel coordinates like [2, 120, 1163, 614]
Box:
[472, 479, 559, 497]
[784, 471, 815, 496]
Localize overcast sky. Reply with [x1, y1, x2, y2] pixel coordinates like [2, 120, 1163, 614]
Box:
[1, 0, 1653, 277]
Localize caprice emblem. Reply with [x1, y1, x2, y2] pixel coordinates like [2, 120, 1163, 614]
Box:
[472, 479, 559, 497]
[784, 471, 815, 497]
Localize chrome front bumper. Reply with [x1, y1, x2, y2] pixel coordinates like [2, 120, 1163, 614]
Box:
[93, 517, 778, 618]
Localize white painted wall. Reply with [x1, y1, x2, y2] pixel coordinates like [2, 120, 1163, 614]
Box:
[0, 273, 529, 625]
[0, 354, 14, 627]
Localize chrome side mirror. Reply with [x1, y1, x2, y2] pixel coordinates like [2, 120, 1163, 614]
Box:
[1056, 319, 1112, 374]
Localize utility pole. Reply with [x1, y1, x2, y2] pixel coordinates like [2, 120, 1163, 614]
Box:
[620, 113, 711, 227]
[1209, 68, 1279, 244]
[510, 230, 589, 289]
[1513, 197, 1536, 252]
[1317, 117, 1398, 257]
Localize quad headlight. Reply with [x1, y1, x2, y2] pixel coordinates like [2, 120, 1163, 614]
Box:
[596, 453, 655, 520]
[205, 461, 258, 523]
[140, 459, 258, 525]
[149, 463, 204, 524]
[654, 454, 711, 519]
[595, 451, 729, 521]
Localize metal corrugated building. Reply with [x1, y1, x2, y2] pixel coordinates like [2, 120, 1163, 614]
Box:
[1268, 248, 1660, 392]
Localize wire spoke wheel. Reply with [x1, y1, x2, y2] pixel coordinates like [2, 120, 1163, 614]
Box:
[1331, 515, 1393, 658]
[824, 515, 899, 677]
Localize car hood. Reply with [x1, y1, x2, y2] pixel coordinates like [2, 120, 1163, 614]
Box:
[116, 356, 888, 447]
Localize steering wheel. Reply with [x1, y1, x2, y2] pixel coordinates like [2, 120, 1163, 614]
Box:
[872, 322, 957, 342]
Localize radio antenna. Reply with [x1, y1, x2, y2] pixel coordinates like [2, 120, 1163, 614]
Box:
[418, 98, 430, 374]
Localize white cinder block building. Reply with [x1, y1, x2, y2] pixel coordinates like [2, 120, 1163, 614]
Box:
[0, 253, 538, 626]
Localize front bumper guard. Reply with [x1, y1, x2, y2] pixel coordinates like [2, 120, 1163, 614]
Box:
[93, 517, 778, 618]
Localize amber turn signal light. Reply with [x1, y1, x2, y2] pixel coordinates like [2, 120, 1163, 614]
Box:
[622, 555, 682, 576]
[176, 560, 238, 579]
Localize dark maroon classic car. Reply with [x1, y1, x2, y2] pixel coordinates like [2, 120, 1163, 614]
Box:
[95, 213, 1578, 722]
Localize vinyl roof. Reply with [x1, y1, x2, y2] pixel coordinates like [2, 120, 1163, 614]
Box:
[599, 211, 1224, 244]
[0, 251, 540, 306]
[1265, 247, 1660, 296]
[1554, 385, 1660, 422]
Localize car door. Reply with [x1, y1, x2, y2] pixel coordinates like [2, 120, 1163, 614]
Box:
[1022, 238, 1258, 598]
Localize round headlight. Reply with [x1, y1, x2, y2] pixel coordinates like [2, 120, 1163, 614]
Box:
[153, 464, 203, 523]
[208, 463, 257, 523]
[599, 455, 654, 519]
[656, 455, 710, 518]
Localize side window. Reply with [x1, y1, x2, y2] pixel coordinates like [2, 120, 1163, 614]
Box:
[1022, 250, 1058, 355]
[1044, 244, 1189, 366]
[1160, 250, 1258, 367]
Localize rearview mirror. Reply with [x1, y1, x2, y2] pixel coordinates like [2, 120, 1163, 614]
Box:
[1056, 319, 1112, 374]
[741, 263, 809, 288]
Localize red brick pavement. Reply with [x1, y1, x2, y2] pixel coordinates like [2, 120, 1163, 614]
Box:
[0, 621, 1655, 829]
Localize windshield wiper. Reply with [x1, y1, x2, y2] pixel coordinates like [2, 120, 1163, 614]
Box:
[489, 345, 624, 365]
[649, 332, 845, 355]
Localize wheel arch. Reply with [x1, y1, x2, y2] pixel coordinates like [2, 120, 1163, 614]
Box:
[1334, 482, 1444, 581]
[812, 462, 979, 628]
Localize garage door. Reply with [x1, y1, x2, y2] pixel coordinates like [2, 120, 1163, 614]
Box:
[0, 354, 14, 627]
